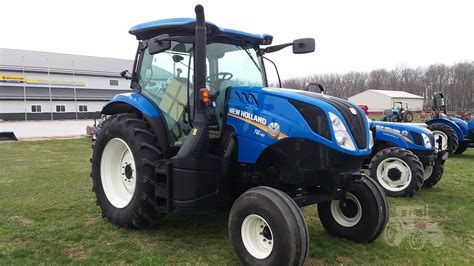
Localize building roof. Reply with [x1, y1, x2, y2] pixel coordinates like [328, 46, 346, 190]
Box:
[0, 48, 133, 77]
[129, 18, 273, 45]
[365, 90, 423, 99]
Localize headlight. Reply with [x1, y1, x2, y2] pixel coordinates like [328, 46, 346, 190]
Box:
[421, 133, 432, 149]
[328, 112, 356, 151]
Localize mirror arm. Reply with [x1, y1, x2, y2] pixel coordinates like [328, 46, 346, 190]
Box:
[262, 42, 293, 54]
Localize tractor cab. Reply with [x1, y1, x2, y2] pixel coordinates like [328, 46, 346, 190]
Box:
[125, 18, 314, 149]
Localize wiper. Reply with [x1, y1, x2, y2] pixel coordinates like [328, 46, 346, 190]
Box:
[241, 47, 261, 72]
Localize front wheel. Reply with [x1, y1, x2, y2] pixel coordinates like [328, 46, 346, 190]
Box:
[228, 186, 308, 265]
[422, 163, 444, 188]
[368, 147, 424, 197]
[317, 176, 389, 243]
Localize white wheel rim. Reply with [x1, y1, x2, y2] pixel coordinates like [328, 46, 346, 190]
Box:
[423, 166, 433, 181]
[432, 130, 448, 151]
[100, 138, 136, 208]
[376, 157, 412, 192]
[241, 214, 274, 259]
[330, 192, 362, 227]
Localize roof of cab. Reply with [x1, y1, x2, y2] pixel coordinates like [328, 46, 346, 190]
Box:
[129, 18, 272, 45]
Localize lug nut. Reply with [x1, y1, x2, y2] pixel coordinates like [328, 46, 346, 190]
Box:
[263, 239, 266, 242]
[268, 241, 272, 245]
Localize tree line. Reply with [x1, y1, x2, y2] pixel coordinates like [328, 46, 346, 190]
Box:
[281, 62, 474, 111]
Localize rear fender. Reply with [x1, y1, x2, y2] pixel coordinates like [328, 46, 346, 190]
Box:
[102, 92, 161, 118]
[426, 118, 465, 141]
[101, 92, 171, 157]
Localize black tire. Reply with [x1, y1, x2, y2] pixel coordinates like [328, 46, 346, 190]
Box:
[422, 163, 444, 188]
[368, 147, 424, 197]
[403, 111, 414, 122]
[428, 123, 459, 154]
[228, 186, 308, 265]
[454, 142, 469, 154]
[317, 175, 389, 243]
[91, 113, 164, 228]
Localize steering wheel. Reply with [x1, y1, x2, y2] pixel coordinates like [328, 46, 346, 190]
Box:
[206, 72, 233, 83]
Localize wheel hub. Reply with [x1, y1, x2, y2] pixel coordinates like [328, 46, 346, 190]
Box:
[376, 157, 412, 192]
[330, 193, 362, 227]
[241, 214, 274, 259]
[387, 168, 402, 181]
[340, 200, 358, 218]
[124, 164, 134, 180]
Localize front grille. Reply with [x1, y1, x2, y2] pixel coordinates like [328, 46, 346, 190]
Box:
[297, 91, 368, 149]
[289, 100, 331, 140]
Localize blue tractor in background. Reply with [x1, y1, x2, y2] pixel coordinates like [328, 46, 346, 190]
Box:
[426, 92, 473, 154]
[382, 101, 414, 122]
[308, 84, 450, 197]
[366, 121, 449, 197]
[90, 5, 388, 265]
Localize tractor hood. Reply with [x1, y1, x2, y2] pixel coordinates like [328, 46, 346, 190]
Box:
[370, 120, 434, 150]
[226, 86, 372, 161]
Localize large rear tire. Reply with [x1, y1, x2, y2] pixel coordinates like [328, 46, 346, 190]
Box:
[422, 163, 444, 188]
[228, 186, 308, 265]
[403, 111, 414, 122]
[428, 123, 459, 154]
[317, 175, 389, 243]
[368, 147, 424, 197]
[91, 113, 164, 228]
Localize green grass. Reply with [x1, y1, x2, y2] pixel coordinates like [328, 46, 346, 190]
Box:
[0, 138, 473, 264]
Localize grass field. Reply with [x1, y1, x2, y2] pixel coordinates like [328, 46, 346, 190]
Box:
[1, 138, 473, 264]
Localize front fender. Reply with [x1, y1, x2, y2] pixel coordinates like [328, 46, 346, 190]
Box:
[426, 118, 465, 141]
[102, 92, 161, 118]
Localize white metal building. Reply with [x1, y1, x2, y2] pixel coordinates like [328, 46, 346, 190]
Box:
[0, 48, 133, 121]
[348, 89, 424, 113]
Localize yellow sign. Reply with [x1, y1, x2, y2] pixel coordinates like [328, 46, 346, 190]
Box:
[0, 74, 85, 87]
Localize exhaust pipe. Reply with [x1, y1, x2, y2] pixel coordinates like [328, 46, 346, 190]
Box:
[176, 4, 209, 158]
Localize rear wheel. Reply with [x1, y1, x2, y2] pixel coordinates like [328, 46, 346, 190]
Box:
[228, 186, 308, 265]
[91, 113, 164, 228]
[403, 111, 414, 122]
[317, 175, 389, 243]
[368, 147, 424, 197]
[428, 123, 459, 154]
[422, 163, 444, 188]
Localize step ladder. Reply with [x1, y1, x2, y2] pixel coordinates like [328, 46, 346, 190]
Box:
[155, 160, 172, 214]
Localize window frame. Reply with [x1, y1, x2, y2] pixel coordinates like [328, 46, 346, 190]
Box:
[55, 105, 66, 113]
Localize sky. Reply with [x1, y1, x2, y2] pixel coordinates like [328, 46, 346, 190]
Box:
[1, 0, 473, 79]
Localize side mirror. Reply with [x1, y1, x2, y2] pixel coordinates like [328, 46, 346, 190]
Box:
[293, 38, 315, 54]
[148, 34, 171, 55]
[120, 70, 132, 80]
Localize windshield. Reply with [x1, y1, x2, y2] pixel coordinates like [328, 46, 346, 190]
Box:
[206, 43, 263, 91]
[136, 41, 264, 145]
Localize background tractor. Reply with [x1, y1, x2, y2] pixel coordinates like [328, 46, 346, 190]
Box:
[383, 101, 414, 122]
[366, 120, 449, 197]
[426, 92, 472, 154]
[90, 5, 388, 264]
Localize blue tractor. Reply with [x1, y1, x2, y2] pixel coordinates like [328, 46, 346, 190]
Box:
[382, 101, 414, 122]
[366, 121, 449, 197]
[90, 5, 388, 264]
[308, 84, 449, 197]
[426, 92, 473, 154]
